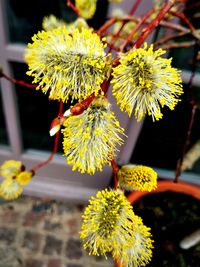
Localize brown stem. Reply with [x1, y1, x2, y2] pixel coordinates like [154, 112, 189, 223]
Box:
[111, 159, 119, 190]
[175, 103, 197, 183]
[159, 40, 196, 50]
[1, 72, 36, 89]
[154, 31, 189, 48]
[134, 0, 177, 48]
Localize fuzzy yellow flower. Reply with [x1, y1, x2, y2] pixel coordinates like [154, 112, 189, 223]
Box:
[16, 171, 33, 186]
[111, 43, 183, 121]
[0, 160, 22, 179]
[118, 165, 157, 192]
[42, 15, 68, 31]
[25, 28, 109, 102]
[0, 178, 23, 201]
[80, 189, 145, 257]
[42, 15, 88, 32]
[75, 0, 97, 19]
[62, 96, 125, 174]
[113, 216, 154, 267]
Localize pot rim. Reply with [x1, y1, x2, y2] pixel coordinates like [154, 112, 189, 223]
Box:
[127, 180, 200, 204]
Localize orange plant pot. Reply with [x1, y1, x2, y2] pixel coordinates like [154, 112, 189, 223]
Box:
[114, 180, 200, 267]
[127, 180, 200, 203]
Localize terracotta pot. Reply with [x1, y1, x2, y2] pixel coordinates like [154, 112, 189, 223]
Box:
[127, 180, 200, 203]
[114, 180, 200, 267]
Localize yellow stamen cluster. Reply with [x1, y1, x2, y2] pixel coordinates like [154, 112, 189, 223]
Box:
[113, 216, 154, 267]
[111, 43, 183, 121]
[0, 160, 22, 179]
[0, 160, 32, 200]
[62, 96, 125, 174]
[80, 189, 153, 266]
[118, 165, 158, 192]
[75, 0, 97, 19]
[25, 28, 110, 102]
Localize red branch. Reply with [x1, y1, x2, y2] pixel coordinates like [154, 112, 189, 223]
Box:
[134, 0, 177, 48]
[129, 0, 143, 16]
[1, 72, 36, 89]
[170, 11, 195, 32]
[111, 159, 119, 190]
[120, 9, 154, 51]
[66, 0, 79, 16]
[31, 101, 64, 172]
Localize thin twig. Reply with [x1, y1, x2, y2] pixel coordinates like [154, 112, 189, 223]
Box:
[134, 0, 178, 48]
[1, 72, 36, 89]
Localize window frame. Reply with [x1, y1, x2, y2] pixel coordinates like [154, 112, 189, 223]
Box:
[1, 1, 200, 203]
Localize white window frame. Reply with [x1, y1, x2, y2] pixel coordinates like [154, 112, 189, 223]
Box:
[1, 1, 199, 203]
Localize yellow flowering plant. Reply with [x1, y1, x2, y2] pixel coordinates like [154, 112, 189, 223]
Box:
[1, 0, 199, 266]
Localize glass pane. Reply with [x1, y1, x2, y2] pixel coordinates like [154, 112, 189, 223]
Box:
[0, 87, 9, 145]
[131, 85, 200, 175]
[5, 0, 108, 44]
[11, 62, 70, 152]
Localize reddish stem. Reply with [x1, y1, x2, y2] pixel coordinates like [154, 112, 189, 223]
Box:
[97, 17, 117, 35]
[120, 9, 154, 51]
[111, 159, 119, 190]
[1, 72, 36, 89]
[66, 0, 79, 16]
[108, 0, 142, 52]
[129, 0, 143, 16]
[170, 11, 195, 32]
[31, 101, 64, 172]
[134, 0, 177, 48]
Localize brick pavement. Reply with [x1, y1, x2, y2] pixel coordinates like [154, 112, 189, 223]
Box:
[0, 196, 114, 267]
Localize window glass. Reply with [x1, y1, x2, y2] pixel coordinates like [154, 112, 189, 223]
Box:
[131, 85, 200, 175]
[11, 62, 69, 152]
[5, 0, 108, 44]
[0, 87, 9, 145]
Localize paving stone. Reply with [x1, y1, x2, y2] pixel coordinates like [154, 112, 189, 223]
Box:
[43, 235, 63, 255]
[44, 219, 62, 232]
[0, 246, 24, 267]
[0, 227, 16, 244]
[0, 210, 20, 225]
[64, 218, 79, 236]
[65, 238, 82, 259]
[47, 259, 62, 267]
[23, 211, 46, 227]
[25, 259, 43, 267]
[22, 231, 42, 252]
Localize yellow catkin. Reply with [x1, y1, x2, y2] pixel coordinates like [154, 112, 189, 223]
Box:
[111, 43, 183, 121]
[118, 165, 158, 192]
[16, 171, 33, 186]
[25, 28, 110, 102]
[75, 0, 97, 19]
[62, 96, 125, 174]
[0, 178, 23, 201]
[0, 160, 22, 179]
[80, 188, 153, 261]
